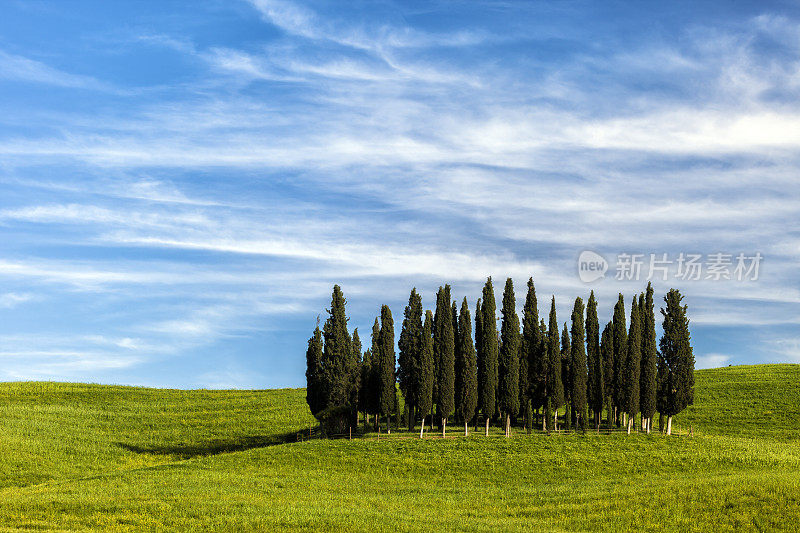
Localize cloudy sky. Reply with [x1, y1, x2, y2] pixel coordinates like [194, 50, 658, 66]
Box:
[0, 0, 798, 388]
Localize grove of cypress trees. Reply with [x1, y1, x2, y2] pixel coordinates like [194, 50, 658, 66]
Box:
[601, 321, 614, 429]
[522, 278, 544, 428]
[418, 310, 435, 437]
[624, 296, 641, 434]
[398, 288, 423, 431]
[305, 326, 324, 418]
[321, 285, 354, 411]
[377, 305, 396, 432]
[657, 289, 695, 435]
[570, 297, 588, 432]
[586, 291, 604, 430]
[547, 297, 564, 431]
[434, 285, 455, 435]
[480, 277, 499, 435]
[611, 294, 627, 427]
[499, 278, 520, 437]
[560, 323, 571, 430]
[640, 283, 657, 434]
[455, 298, 478, 436]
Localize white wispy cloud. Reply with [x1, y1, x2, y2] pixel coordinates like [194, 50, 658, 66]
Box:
[0, 50, 108, 89]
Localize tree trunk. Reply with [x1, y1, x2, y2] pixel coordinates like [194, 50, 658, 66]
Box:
[647, 418, 651, 434]
[442, 417, 447, 437]
[554, 410, 558, 432]
[419, 415, 425, 438]
[666, 416, 673, 436]
[386, 414, 390, 434]
[626, 416, 632, 434]
[485, 416, 490, 436]
[465, 420, 469, 437]
[505, 413, 511, 437]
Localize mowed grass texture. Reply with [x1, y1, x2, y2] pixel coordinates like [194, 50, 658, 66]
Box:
[0, 364, 798, 531]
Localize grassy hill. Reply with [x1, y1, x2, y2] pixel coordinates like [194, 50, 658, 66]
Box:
[0, 364, 798, 531]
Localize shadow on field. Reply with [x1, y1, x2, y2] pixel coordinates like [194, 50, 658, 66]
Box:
[117, 431, 300, 459]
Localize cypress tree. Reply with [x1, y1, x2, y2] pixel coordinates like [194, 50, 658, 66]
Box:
[359, 344, 373, 427]
[521, 278, 542, 428]
[368, 318, 381, 427]
[539, 318, 548, 430]
[640, 283, 657, 433]
[586, 291, 604, 430]
[611, 294, 627, 426]
[570, 297, 588, 431]
[480, 277, 499, 435]
[547, 297, 564, 431]
[455, 298, 478, 436]
[560, 322, 571, 430]
[398, 288, 423, 431]
[601, 321, 614, 429]
[305, 325, 324, 417]
[350, 328, 362, 426]
[321, 285, 354, 411]
[434, 285, 455, 435]
[499, 278, 520, 437]
[418, 310, 435, 436]
[658, 289, 695, 435]
[377, 305, 396, 432]
[624, 297, 641, 433]
[475, 298, 484, 428]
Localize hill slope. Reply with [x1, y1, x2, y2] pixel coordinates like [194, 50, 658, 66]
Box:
[0, 364, 798, 531]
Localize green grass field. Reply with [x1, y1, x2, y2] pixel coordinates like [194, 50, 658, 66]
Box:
[1, 364, 798, 531]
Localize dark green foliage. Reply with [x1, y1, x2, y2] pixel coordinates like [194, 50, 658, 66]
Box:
[377, 305, 396, 418]
[475, 298, 485, 416]
[321, 285, 355, 412]
[570, 297, 588, 430]
[547, 297, 564, 414]
[418, 310, 435, 419]
[305, 326, 324, 417]
[499, 278, 520, 418]
[640, 283, 658, 421]
[523, 278, 545, 411]
[624, 296, 641, 418]
[397, 289, 423, 428]
[586, 291, 604, 422]
[349, 328, 362, 422]
[434, 286, 455, 422]
[455, 298, 478, 424]
[479, 278, 499, 420]
[611, 294, 627, 414]
[658, 289, 695, 417]
[601, 321, 613, 425]
[561, 322, 571, 429]
[359, 346, 373, 417]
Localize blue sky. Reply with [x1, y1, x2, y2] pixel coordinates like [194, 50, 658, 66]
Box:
[0, 0, 798, 388]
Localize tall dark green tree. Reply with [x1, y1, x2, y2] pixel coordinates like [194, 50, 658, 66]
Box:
[397, 288, 423, 431]
[321, 285, 355, 412]
[350, 328, 363, 425]
[498, 278, 520, 437]
[434, 285, 455, 435]
[539, 318, 548, 430]
[560, 322, 571, 430]
[522, 278, 544, 424]
[570, 297, 588, 431]
[359, 343, 373, 426]
[657, 289, 695, 435]
[547, 297, 564, 431]
[479, 278, 499, 435]
[305, 326, 324, 417]
[475, 297, 484, 429]
[624, 296, 641, 433]
[418, 310, 435, 436]
[455, 298, 478, 436]
[586, 291, 604, 430]
[640, 283, 658, 434]
[377, 305, 396, 432]
[611, 294, 627, 426]
[601, 321, 614, 429]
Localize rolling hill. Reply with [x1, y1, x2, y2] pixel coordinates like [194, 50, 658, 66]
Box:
[0, 364, 798, 531]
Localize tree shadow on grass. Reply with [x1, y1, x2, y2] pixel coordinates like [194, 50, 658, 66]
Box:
[117, 431, 304, 459]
